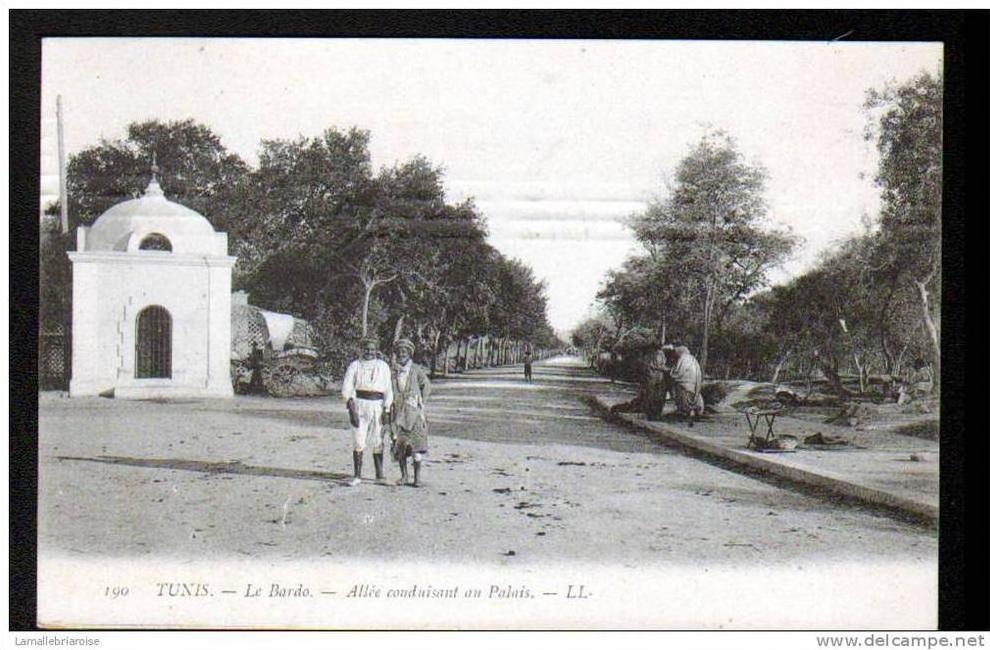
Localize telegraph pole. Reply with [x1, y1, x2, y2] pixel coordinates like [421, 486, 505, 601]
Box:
[57, 94, 68, 234]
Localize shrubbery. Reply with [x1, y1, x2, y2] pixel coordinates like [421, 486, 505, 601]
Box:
[700, 382, 728, 406]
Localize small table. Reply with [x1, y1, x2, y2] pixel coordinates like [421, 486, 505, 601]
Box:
[745, 407, 784, 450]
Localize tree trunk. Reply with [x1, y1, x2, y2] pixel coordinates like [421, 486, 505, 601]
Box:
[699, 279, 716, 376]
[392, 314, 405, 348]
[852, 352, 868, 394]
[770, 350, 790, 386]
[879, 320, 894, 375]
[431, 328, 443, 375]
[818, 350, 850, 396]
[915, 277, 940, 388]
[454, 338, 464, 373]
[360, 280, 375, 337]
[893, 344, 909, 377]
[804, 357, 815, 400]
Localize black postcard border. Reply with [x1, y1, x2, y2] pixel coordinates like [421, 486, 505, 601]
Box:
[9, 9, 989, 633]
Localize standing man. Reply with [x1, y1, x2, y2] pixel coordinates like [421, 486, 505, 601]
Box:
[390, 338, 431, 487]
[523, 346, 534, 383]
[341, 336, 394, 486]
[247, 341, 266, 395]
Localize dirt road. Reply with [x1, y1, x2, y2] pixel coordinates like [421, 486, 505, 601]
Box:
[38, 356, 935, 566]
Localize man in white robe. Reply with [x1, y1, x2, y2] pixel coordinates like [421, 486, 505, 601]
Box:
[341, 336, 394, 486]
[669, 345, 705, 425]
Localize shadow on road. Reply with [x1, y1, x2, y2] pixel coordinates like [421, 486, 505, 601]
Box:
[55, 455, 354, 485]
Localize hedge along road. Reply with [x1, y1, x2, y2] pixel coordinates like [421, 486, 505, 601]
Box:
[38, 356, 935, 566]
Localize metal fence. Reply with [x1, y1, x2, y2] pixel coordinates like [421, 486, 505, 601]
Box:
[39, 326, 70, 390]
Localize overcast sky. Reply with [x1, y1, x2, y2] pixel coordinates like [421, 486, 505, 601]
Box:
[40, 38, 942, 333]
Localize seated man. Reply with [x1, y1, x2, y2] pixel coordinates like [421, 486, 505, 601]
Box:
[642, 347, 670, 421]
[667, 344, 705, 426]
[611, 345, 669, 421]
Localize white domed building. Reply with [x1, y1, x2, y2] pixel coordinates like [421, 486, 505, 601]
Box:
[68, 168, 236, 398]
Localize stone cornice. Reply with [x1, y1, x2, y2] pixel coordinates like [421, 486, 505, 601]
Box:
[68, 251, 237, 268]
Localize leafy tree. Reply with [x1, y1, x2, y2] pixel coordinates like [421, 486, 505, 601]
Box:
[628, 131, 796, 373]
[234, 127, 375, 282]
[865, 71, 943, 384]
[234, 127, 378, 363]
[44, 118, 560, 378]
[39, 217, 72, 332]
[572, 312, 621, 373]
[50, 119, 248, 231]
[422, 218, 496, 370]
[596, 253, 700, 349]
[360, 156, 453, 339]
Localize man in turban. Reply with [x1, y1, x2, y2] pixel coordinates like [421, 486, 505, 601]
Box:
[341, 336, 394, 486]
[389, 338, 432, 487]
[610, 343, 668, 421]
[641, 345, 670, 421]
[666, 344, 705, 426]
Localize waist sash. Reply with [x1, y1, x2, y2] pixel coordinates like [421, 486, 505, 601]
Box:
[356, 390, 385, 401]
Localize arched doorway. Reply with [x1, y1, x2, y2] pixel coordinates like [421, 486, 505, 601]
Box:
[136, 306, 172, 378]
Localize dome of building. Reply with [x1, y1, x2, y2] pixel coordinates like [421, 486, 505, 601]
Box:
[82, 171, 225, 256]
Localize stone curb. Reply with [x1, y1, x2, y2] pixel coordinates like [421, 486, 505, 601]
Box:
[590, 395, 938, 526]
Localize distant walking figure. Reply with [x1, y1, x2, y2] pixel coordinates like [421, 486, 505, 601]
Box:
[523, 347, 533, 383]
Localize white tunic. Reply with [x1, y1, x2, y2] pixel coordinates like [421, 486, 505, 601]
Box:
[342, 358, 394, 410]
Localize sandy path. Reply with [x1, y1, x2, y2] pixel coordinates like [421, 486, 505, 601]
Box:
[38, 357, 935, 567]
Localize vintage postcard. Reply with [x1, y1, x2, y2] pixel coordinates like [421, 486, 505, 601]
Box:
[35, 36, 943, 629]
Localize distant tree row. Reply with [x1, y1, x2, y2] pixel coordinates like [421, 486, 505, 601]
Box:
[574, 71, 942, 395]
[41, 122, 562, 376]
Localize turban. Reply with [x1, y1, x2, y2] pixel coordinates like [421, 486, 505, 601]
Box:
[394, 338, 415, 354]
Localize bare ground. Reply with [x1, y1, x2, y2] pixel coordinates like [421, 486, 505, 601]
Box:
[38, 357, 935, 568]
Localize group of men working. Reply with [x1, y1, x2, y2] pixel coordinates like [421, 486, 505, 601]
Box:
[614, 343, 705, 426]
[340, 336, 432, 487]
